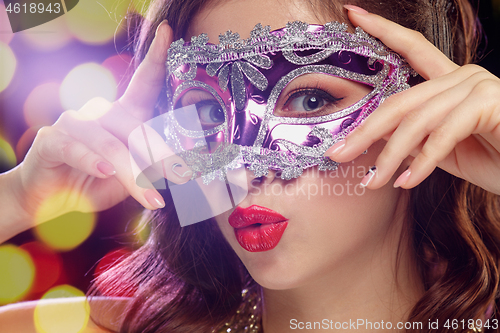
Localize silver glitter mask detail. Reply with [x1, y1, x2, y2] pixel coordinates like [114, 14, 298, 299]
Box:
[165, 21, 414, 184]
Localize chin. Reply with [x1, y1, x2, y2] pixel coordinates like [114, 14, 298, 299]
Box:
[247, 265, 306, 290]
[235, 245, 312, 290]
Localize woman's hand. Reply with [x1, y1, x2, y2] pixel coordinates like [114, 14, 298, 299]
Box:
[325, 5, 500, 195]
[1, 21, 189, 239]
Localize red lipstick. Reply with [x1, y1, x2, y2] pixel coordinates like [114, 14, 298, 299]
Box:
[228, 205, 288, 252]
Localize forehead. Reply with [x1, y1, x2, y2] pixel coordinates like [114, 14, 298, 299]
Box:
[186, 0, 345, 42]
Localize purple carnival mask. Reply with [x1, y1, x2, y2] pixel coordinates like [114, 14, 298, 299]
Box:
[164, 21, 413, 184]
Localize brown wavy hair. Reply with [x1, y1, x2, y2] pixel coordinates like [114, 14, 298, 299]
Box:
[89, 1, 500, 332]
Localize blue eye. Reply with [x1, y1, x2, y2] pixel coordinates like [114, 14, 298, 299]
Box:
[282, 88, 343, 116]
[289, 94, 326, 112]
[197, 102, 225, 126]
[175, 89, 226, 131]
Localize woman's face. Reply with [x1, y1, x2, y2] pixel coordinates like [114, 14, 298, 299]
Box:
[187, 0, 409, 290]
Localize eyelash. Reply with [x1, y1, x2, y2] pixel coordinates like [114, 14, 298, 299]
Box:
[282, 86, 344, 112]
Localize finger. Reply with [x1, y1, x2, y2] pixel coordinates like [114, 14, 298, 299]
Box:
[396, 79, 497, 189]
[54, 111, 167, 209]
[57, 110, 189, 187]
[35, 126, 115, 178]
[324, 64, 485, 163]
[73, 98, 189, 184]
[367, 74, 484, 188]
[119, 20, 174, 119]
[344, 5, 459, 80]
[127, 120, 192, 184]
[94, 104, 174, 161]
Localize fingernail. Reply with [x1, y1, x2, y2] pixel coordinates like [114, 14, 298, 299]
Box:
[360, 166, 377, 187]
[324, 140, 346, 158]
[393, 169, 411, 188]
[145, 190, 165, 209]
[171, 163, 192, 178]
[96, 161, 116, 176]
[344, 4, 369, 14]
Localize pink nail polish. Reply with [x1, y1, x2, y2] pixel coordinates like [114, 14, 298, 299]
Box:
[324, 140, 346, 158]
[393, 169, 411, 188]
[96, 161, 116, 176]
[344, 4, 369, 14]
[145, 190, 165, 209]
[360, 166, 377, 187]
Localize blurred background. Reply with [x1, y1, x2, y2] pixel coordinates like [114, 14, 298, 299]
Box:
[0, 0, 499, 314]
[0, 0, 151, 311]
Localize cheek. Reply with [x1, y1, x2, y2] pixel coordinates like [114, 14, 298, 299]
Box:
[280, 149, 400, 258]
[212, 141, 405, 289]
[294, 178, 399, 254]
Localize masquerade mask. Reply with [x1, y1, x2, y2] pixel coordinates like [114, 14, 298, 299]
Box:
[163, 21, 413, 185]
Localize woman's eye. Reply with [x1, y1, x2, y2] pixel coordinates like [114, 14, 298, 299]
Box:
[289, 94, 326, 112]
[197, 102, 225, 126]
[281, 88, 343, 116]
[174, 89, 225, 130]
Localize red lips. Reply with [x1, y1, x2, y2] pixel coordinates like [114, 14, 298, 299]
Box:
[228, 205, 289, 252]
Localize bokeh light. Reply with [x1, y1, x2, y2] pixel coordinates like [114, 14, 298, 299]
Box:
[39, 284, 85, 299]
[131, 216, 150, 244]
[34, 285, 89, 333]
[19, 18, 72, 52]
[72, 97, 113, 121]
[0, 245, 35, 305]
[20, 242, 63, 294]
[34, 212, 96, 252]
[94, 247, 135, 298]
[34, 190, 96, 251]
[0, 4, 14, 44]
[24, 82, 64, 128]
[60, 63, 117, 110]
[0, 42, 16, 93]
[0, 136, 17, 169]
[15, 127, 38, 162]
[102, 53, 133, 98]
[94, 248, 131, 278]
[130, 0, 153, 16]
[64, 0, 128, 45]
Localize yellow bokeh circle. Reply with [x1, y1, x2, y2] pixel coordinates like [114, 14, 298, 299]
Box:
[64, 0, 128, 45]
[34, 285, 90, 333]
[131, 0, 153, 16]
[131, 215, 151, 244]
[0, 137, 17, 168]
[0, 245, 35, 305]
[0, 42, 16, 93]
[34, 190, 96, 251]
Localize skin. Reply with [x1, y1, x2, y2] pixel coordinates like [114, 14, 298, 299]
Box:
[0, 1, 500, 332]
[0, 22, 179, 243]
[330, 7, 500, 195]
[191, 1, 420, 331]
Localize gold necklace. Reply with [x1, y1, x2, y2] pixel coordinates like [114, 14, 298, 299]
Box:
[213, 288, 262, 333]
[213, 289, 484, 333]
